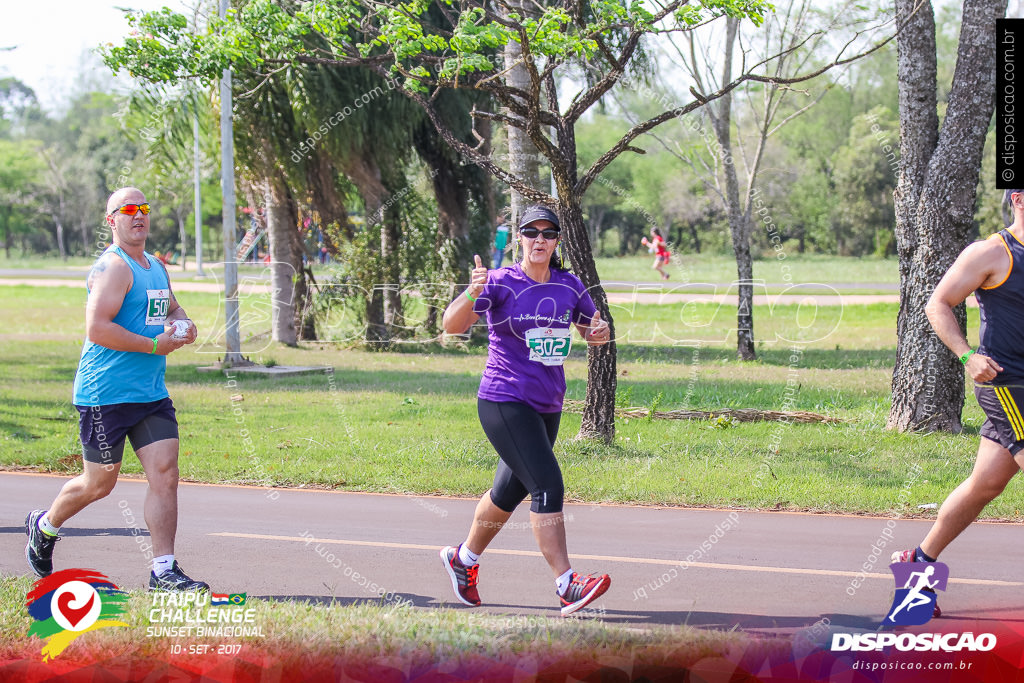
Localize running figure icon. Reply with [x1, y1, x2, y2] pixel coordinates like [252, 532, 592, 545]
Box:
[884, 561, 949, 626]
[888, 565, 939, 622]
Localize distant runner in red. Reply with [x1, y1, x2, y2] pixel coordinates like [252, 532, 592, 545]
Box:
[641, 228, 670, 280]
[439, 205, 612, 616]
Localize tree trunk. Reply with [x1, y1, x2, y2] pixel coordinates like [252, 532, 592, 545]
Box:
[888, 0, 1005, 432]
[554, 121, 615, 441]
[420, 129, 472, 280]
[266, 176, 298, 346]
[428, 160, 472, 335]
[79, 219, 90, 259]
[711, 18, 755, 360]
[381, 206, 403, 332]
[559, 198, 616, 442]
[178, 213, 188, 271]
[292, 215, 318, 341]
[589, 208, 604, 251]
[344, 156, 389, 347]
[52, 214, 67, 262]
[282, 190, 316, 341]
[307, 151, 350, 242]
[504, 0, 544, 223]
[478, 116, 497, 240]
[297, 267, 318, 340]
[2, 207, 11, 258]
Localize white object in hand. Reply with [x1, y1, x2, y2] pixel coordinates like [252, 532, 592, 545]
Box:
[171, 320, 190, 340]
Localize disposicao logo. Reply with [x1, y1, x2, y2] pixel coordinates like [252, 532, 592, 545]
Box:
[831, 560, 996, 653]
[884, 561, 948, 626]
[26, 569, 129, 660]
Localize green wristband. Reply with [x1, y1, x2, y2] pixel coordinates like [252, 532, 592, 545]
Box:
[151, 337, 159, 354]
[960, 349, 975, 365]
[466, 290, 477, 303]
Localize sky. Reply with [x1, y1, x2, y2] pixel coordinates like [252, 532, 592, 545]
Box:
[0, 1, 188, 112]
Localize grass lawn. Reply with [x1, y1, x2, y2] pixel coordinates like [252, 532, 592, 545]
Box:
[0, 285, 1011, 518]
[2, 252, 898, 290]
[0, 254, 98, 270]
[592, 253, 898, 288]
[0, 574, 767, 670]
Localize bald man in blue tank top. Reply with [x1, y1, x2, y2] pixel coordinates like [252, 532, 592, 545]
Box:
[891, 189, 1024, 617]
[25, 187, 208, 592]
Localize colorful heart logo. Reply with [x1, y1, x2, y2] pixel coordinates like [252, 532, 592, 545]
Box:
[49, 581, 101, 632]
[27, 569, 128, 660]
[56, 590, 95, 629]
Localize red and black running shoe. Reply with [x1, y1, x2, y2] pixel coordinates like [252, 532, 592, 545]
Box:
[558, 572, 611, 616]
[440, 545, 481, 606]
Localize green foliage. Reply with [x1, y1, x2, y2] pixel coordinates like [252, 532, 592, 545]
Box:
[105, 9, 207, 83]
[6, 0, 957, 268]
[0, 138, 45, 254]
[312, 168, 446, 342]
[101, 0, 775, 93]
[0, 77, 41, 139]
[676, 0, 775, 27]
[831, 107, 898, 257]
[0, 68, 231, 260]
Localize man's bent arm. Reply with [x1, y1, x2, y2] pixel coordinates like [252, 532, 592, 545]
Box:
[85, 257, 182, 355]
[925, 240, 1005, 383]
[925, 241, 999, 356]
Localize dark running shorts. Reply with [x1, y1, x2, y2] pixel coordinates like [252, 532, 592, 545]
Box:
[74, 398, 178, 466]
[478, 398, 564, 514]
[974, 385, 1024, 456]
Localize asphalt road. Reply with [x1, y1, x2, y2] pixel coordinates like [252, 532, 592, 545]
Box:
[2, 472, 1021, 638]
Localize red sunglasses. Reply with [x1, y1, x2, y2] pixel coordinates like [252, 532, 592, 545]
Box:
[109, 203, 151, 216]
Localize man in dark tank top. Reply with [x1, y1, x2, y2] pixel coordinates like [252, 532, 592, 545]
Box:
[891, 189, 1024, 617]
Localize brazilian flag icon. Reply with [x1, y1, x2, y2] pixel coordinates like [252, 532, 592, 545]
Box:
[229, 593, 247, 605]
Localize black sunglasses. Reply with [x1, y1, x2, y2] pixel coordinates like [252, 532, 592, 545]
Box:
[520, 227, 560, 240]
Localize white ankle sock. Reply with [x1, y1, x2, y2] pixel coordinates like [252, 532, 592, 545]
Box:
[153, 554, 175, 575]
[38, 513, 60, 537]
[556, 568, 574, 594]
[458, 545, 480, 566]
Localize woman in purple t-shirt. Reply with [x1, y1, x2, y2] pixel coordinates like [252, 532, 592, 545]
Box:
[439, 205, 613, 616]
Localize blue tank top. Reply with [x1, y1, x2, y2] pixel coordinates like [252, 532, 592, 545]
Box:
[975, 229, 1024, 386]
[72, 246, 171, 406]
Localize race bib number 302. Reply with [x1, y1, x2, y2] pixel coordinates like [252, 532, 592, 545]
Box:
[526, 327, 572, 366]
[146, 288, 170, 326]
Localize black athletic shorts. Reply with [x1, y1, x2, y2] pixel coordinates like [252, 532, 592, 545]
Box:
[478, 398, 564, 514]
[974, 385, 1024, 456]
[74, 398, 178, 466]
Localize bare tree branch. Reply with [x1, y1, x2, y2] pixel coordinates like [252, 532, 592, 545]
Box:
[405, 88, 555, 204]
[576, 9, 901, 197]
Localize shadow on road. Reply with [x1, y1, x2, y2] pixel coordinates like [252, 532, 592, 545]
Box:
[258, 594, 435, 609]
[254, 594, 890, 633]
[0, 526, 149, 538]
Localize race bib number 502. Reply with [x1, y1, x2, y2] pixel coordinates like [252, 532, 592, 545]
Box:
[146, 288, 170, 326]
[526, 327, 572, 366]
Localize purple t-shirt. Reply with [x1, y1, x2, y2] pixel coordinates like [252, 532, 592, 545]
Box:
[473, 264, 597, 413]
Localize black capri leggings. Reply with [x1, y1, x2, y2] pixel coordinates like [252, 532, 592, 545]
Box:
[478, 398, 564, 514]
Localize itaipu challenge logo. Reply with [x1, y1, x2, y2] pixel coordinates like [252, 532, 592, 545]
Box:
[26, 569, 129, 660]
